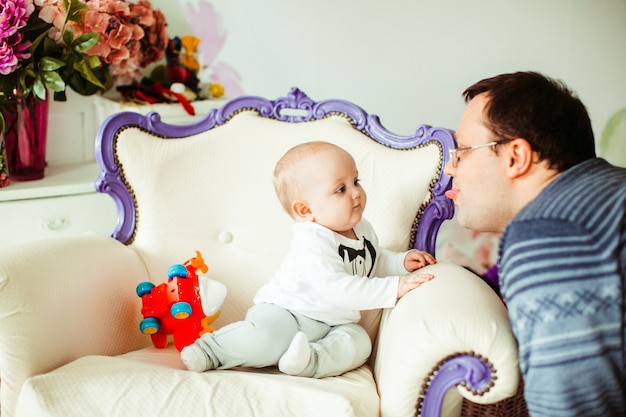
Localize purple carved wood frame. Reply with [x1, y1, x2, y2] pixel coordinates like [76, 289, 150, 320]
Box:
[95, 87, 455, 254]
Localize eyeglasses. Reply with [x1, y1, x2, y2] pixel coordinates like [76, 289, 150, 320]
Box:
[448, 138, 512, 168]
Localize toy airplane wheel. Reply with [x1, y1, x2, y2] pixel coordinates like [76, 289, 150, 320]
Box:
[171, 302, 192, 319]
[167, 264, 188, 280]
[136, 281, 155, 297]
[140, 317, 160, 335]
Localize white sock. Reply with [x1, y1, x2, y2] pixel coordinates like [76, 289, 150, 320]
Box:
[181, 344, 209, 372]
[278, 332, 311, 376]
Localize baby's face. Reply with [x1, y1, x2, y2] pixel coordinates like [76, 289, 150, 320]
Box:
[298, 147, 366, 236]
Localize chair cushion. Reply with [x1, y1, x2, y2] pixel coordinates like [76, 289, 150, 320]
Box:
[15, 347, 379, 417]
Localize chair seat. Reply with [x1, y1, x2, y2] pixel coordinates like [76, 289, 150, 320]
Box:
[15, 347, 379, 417]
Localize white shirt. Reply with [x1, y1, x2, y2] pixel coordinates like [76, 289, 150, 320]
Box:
[254, 219, 408, 325]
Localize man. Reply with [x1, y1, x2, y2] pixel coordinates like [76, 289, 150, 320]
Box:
[444, 71, 625, 416]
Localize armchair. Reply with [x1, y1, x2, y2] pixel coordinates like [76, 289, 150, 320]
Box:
[0, 88, 525, 416]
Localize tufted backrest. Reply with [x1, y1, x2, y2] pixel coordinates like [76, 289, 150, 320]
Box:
[95, 88, 455, 335]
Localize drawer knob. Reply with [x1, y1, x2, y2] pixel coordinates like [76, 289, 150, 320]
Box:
[42, 216, 68, 231]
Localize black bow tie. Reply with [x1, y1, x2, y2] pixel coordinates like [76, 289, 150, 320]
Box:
[338, 245, 366, 262]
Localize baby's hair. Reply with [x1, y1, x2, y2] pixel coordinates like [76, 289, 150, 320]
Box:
[273, 141, 344, 217]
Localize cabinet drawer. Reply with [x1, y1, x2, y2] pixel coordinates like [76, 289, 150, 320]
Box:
[0, 193, 117, 248]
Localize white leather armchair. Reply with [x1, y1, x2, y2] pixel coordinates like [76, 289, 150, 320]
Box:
[0, 89, 525, 417]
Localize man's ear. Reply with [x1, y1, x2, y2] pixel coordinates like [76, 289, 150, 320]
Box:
[291, 200, 312, 221]
[506, 138, 534, 178]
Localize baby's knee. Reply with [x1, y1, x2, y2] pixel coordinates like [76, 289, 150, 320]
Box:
[246, 304, 299, 347]
[333, 324, 372, 358]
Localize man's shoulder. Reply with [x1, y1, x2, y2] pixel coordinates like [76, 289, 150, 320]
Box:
[555, 158, 626, 197]
[520, 158, 625, 222]
[501, 159, 625, 256]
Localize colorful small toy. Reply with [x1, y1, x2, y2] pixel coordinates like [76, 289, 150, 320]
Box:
[136, 251, 227, 351]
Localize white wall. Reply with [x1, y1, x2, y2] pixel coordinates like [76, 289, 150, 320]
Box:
[154, 0, 625, 144]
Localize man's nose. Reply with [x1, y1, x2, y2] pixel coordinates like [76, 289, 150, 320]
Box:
[443, 160, 456, 177]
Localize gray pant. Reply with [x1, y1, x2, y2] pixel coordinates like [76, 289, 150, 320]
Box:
[193, 303, 372, 378]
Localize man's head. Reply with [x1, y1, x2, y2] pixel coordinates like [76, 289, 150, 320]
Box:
[462, 71, 596, 171]
[273, 141, 366, 236]
[445, 71, 596, 232]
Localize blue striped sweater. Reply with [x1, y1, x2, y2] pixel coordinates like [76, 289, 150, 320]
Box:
[499, 158, 625, 417]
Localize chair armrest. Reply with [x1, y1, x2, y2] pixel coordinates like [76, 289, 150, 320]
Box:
[0, 233, 150, 417]
[374, 261, 520, 417]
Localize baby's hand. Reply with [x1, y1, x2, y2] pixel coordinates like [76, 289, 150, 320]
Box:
[397, 273, 434, 299]
[404, 249, 436, 272]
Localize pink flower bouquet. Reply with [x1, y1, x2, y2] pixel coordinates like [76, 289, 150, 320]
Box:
[0, 0, 169, 130]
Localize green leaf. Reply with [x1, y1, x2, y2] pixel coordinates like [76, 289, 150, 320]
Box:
[17, 74, 31, 96]
[72, 32, 100, 53]
[85, 55, 102, 69]
[66, 0, 89, 23]
[42, 71, 66, 92]
[33, 77, 47, 101]
[24, 66, 37, 79]
[30, 30, 50, 55]
[39, 57, 66, 72]
[73, 60, 106, 90]
[63, 25, 75, 46]
[42, 36, 62, 57]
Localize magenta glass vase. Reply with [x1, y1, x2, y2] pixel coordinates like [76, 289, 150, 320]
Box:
[2, 94, 49, 181]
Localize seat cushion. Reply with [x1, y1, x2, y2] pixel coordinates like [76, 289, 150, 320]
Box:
[15, 347, 379, 417]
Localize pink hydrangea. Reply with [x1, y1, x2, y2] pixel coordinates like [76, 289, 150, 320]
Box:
[71, 0, 167, 84]
[0, 0, 34, 39]
[0, 0, 34, 75]
[136, 3, 167, 68]
[33, 0, 67, 41]
[0, 35, 32, 74]
[80, 7, 143, 65]
[0, 40, 19, 75]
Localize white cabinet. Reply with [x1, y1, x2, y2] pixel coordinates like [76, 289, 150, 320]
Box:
[0, 188, 116, 247]
[0, 163, 116, 248]
[0, 95, 227, 248]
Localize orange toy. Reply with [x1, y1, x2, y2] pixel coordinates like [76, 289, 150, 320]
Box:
[136, 251, 223, 351]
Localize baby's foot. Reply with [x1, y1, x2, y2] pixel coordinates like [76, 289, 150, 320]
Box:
[181, 343, 210, 372]
[278, 332, 311, 376]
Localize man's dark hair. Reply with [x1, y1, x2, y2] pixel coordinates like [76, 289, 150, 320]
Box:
[463, 71, 596, 172]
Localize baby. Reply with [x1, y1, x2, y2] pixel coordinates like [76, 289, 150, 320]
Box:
[181, 141, 435, 377]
